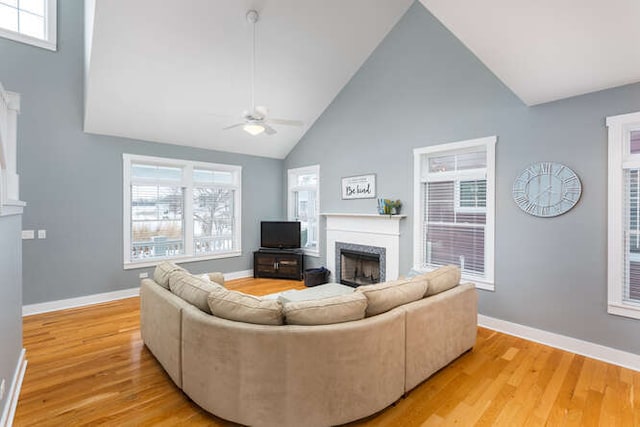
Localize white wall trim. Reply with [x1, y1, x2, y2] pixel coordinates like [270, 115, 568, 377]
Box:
[223, 269, 253, 281]
[21, 269, 255, 316]
[0, 348, 27, 427]
[478, 314, 640, 372]
[22, 288, 141, 316]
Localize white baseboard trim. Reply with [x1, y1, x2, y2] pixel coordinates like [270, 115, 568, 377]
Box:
[0, 348, 27, 427]
[22, 269, 255, 316]
[22, 287, 140, 317]
[478, 314, 640, 372]
[224, 269, 253, 281]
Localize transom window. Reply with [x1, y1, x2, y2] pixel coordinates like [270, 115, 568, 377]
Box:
[123, 154, 242, 269]
[607, 111, 640, 319]
[288, 165, 319, 256]
[413, 136, 496, 290]
[0, 0, 56, 50]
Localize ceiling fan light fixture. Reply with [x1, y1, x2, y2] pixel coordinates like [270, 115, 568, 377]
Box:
[243, 122, 265, 136]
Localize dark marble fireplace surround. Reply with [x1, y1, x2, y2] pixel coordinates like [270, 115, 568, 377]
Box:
[335, 242, 386, 287]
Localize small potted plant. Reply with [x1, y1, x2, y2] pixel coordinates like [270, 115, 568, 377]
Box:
[379, 199, 402, 215]
[388, 199, 402, 215]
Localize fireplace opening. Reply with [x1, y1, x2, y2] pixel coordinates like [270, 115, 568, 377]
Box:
[340, 249, 381, 287]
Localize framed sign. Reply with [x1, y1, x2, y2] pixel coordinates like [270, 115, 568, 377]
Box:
[341, 174, 376, 199]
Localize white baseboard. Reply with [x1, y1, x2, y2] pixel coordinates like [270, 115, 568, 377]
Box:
[22, 269, 255, 316]
[224, 269, 253, 281]
[478, 314, 640, 372]
[0, 348, 27, 427]
[22, 287, 140, 316]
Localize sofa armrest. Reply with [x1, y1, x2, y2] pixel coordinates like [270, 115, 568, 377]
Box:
[403, 282, 477, 392]
[140, 278, 193, 388]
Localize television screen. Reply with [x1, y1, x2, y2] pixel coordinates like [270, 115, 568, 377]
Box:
[261, 221, 301, 249]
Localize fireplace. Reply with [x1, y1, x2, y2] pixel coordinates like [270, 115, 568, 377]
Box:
[335, 242, 386, 288]
[340, 249, 381, 287]
[324, 213, 404, 284]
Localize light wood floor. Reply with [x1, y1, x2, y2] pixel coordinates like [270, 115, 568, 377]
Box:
[14, 278, 640, 426]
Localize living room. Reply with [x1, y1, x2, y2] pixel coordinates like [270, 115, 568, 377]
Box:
[1, 0, 640, 425]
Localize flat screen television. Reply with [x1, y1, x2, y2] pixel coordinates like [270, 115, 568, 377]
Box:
[261, 221, 301, 249]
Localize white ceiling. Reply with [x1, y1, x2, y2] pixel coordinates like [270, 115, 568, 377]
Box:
[419, 0, 640, 106]
[84, 1, 640, 159]
[84, 0, 413, 159]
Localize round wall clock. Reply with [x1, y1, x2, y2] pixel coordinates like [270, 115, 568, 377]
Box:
[512, 162, 582, 217]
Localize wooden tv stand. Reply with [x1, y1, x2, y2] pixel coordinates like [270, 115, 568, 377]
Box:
[253, 249, 304, 280]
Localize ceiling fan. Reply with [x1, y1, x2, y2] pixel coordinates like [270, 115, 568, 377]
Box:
[223, 10, 304, 136]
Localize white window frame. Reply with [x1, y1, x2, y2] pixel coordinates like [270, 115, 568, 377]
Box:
[607, 111, 640, 319]
[454, 174, 487, 214]
[288, 164, 320, 257]
[413, 136, 496, 291]
[0, 0, 57, 51]
[123, 154, 242, 269]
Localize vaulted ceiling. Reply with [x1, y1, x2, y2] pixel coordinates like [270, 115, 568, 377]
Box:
[84, 0, 640, 159]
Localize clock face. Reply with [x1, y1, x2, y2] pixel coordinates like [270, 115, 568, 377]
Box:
[512, 162, 581, 217]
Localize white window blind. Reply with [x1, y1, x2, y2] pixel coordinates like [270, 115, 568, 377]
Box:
[607, 112, 640, 319]
[0, 0, 56, 50]
[414, 137, 496, 290]
[288, 165, 319, 256]
[123, 154, 242, 268]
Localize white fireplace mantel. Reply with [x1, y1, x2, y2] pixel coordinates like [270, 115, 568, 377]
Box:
[322, 213, 406, 282]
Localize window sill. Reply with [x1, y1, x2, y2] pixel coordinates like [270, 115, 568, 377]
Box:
[608, 303, 640, 320]
[303, 249, 320, 257]
[0, 27, 57, 51]
[123, 250, 242, 270]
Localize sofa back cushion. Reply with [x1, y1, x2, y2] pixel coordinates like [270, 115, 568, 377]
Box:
[422, 265, 460, 296]
[357, 279, 427, 317]
[169, 272, 222, 313]
[283, 292, 367, 325]
[153, 261, 186, 289]
[207, 287, 284, 325]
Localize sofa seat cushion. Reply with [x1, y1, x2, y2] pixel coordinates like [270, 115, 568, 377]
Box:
[153, 261, 186, 289]
[283, 292, 367, 325]
[357, 279, 427, 317]
[207, 287, 284, 325]
[169, 272, 222, 313]
[421, 265, 461, 296]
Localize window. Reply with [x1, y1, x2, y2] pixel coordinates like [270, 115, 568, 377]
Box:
[413, 136, 496, 290]
[288, 165, 319, 256]
[123, 154, 241, 268]
[607, 111, 640, 319]
[0, 0, 56, 50]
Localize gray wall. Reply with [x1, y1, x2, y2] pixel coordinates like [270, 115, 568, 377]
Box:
[285, 3, 640, 354]
[0, 1, 284, 305]
[0, 215, 23, 413]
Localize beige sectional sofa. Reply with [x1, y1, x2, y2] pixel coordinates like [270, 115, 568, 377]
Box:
[140, 264, 478, 427]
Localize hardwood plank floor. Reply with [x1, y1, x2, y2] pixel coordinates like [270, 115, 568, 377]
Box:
[14, 278, 640, 426]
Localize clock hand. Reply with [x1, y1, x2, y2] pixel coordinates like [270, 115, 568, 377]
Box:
[531, 185, 553, 200]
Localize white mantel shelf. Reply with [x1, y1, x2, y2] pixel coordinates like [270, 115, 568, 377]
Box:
[321, 213, 406, 219]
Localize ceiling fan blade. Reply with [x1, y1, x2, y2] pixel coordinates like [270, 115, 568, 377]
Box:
[223, 123, 244, 130]
[269, 118, 304, 127]
[263, 124, 277, 135]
